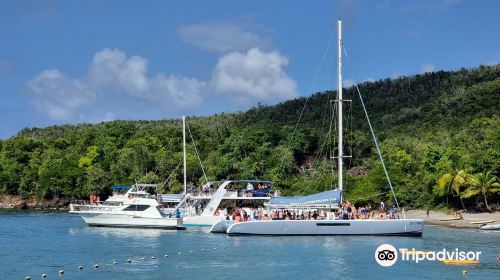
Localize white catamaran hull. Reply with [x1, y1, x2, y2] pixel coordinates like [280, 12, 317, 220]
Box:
[183, 215, 224, 227]
[224, 219, 423, 236]
[210, 220, 235, 233]
[75, 212, 183, 229]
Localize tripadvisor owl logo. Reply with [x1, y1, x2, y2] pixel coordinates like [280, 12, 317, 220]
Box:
[375, 244, 398, 267]
[374, 244, 481, 267]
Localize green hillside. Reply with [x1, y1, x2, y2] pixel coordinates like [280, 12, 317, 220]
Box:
[1, 64, 499, 210]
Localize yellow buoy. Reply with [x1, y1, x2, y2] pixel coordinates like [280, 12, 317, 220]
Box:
[441, 259, 479, 265]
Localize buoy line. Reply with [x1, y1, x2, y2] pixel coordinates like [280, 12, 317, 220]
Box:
[23, 245, 231, 278]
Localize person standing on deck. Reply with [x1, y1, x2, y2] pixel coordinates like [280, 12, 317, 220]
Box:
[246, 183, 254, 197]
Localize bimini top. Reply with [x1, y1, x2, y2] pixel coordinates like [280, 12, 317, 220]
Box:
[269, 190, 341, 207]
[112, 186, 130, 190]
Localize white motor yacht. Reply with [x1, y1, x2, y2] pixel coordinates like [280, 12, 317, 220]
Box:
[69, 184, 186, 230]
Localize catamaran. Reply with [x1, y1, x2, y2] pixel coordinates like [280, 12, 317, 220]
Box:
[212, 19, 424, 236]
[69, 184, 187, 229]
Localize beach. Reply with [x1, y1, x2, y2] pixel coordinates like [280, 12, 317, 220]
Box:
[405, 209, 500, 229]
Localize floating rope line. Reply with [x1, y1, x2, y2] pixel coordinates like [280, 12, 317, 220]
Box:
[23, 245, 231, 278]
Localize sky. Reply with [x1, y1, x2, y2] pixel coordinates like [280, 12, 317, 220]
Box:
[0, 0, 498, 138]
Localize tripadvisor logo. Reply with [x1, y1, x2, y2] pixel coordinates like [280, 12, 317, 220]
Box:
[375, 244, 398, 267]
[375, 243, 482, 267]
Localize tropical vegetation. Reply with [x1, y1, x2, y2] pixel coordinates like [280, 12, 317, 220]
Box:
[0, 64, 499, 211]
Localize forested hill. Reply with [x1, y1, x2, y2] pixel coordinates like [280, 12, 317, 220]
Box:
[1, 64, 499, 209]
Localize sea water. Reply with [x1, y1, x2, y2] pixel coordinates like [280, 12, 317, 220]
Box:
[0, 210, 499, 279]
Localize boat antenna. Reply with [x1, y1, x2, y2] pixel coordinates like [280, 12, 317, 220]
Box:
[337, 19, 344, 202]
[183, 116, 187, 195]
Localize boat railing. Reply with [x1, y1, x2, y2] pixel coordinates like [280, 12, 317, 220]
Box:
[189, 189, 276, 199]
[69, 200, 122, 212]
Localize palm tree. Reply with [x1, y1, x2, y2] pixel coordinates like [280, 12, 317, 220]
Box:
[437, 169, 468, 211]
[461, 172, 500, 212]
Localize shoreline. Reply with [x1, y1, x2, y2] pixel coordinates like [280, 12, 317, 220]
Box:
[0, 194, 69, 210]
[404, 209, 499, 229]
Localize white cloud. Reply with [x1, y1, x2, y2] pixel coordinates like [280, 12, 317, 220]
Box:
[26, 47, 297, 122]
[27, 69, 94, 120]
[391, 72, 402, 79]
[148, 74, 204, 108]
[101, 112, 115, 122]
[87, 48, 204, 107]
[420, 63, 436, 73]
[26, 49, 205, 121]
[177, 22, 270, 53]
[88, 49, 149, 97]
[343, 79, 356, 87]
[211, 48, 298, 104]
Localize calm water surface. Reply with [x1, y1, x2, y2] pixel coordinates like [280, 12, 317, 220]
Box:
[0, 210, 499, 279]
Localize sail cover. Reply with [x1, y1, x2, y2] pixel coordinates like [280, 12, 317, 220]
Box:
[270, 190, 341, 207]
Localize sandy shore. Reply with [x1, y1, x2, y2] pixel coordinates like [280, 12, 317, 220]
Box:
[404, 209, 500, 229]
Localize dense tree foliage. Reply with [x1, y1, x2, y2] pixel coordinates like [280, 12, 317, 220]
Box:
[1, 64, 499, 210]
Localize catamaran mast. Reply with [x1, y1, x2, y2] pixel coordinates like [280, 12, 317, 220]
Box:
[337, 19, 343, 197]
[183, 116, 187, 194]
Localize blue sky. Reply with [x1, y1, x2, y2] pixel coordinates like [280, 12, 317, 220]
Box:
[0, 0, 498, 138]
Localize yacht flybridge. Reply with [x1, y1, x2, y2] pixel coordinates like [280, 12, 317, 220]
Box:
[182, 180, 276, 226]
[212, 20, 424, 236]
[69, 184, 186, 230]
[172, 117, 278, 227]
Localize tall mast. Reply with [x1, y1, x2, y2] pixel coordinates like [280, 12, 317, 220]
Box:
[337, 19, 343, 195]
[183, 116, 187, 194]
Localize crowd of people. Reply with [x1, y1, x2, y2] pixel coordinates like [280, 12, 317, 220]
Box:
[337, 201, 400, 220]
[216, 201, 402, 222]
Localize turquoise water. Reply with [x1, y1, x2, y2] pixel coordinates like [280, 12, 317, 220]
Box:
[0, 210, 499, 279]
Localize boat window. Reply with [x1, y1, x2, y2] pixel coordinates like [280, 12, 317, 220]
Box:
[123, 204, 150, 211]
